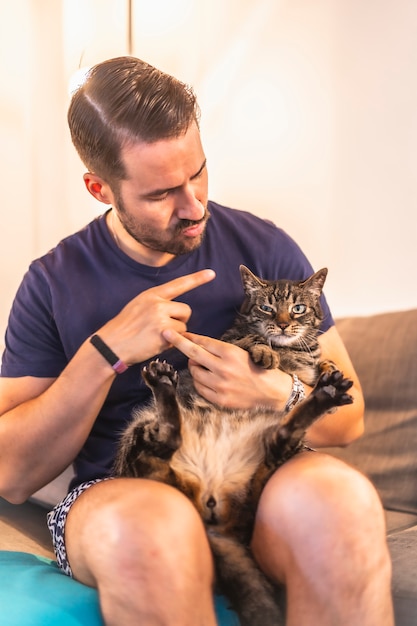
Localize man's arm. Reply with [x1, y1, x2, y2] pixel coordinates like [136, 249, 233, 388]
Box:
[0, 270, 215, 504]
[162, 325, 364, 448]
[304, 325, 364, 447]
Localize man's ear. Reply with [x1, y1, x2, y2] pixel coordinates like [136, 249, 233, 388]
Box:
[83, 173, 114, 205]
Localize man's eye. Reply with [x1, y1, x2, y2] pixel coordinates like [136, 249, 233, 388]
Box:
[148, 193, 169, 202]
[292, 304, 307, 314]
[259, 304, 274, 313]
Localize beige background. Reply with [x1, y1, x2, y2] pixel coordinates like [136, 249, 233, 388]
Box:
[1, 0, 417, 344]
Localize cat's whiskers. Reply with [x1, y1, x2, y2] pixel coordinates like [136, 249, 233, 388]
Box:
[296, 335, 314, 356]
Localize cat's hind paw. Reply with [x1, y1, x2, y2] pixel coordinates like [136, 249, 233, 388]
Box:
[312, 369, 353, 411]
[142, 359, 179, 389]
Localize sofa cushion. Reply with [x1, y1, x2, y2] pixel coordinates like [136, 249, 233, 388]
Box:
[0, 551, 102, 625]
[388, 524, 417, 626]
[326, 309, 417, 515]
[0, 551, 240, 625]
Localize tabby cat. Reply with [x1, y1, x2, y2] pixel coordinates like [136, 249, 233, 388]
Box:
[113, 265, 353, 626]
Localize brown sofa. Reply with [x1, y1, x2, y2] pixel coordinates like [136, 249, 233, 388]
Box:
[1, 308, 417, 625]
[325, 308, 417, 626]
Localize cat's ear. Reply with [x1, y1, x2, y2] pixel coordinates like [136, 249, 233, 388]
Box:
[239, 265, 266, 296]
[300, 268, 328, 297]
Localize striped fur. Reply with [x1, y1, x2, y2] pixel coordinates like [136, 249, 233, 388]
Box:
[222, 265, 329, 385]
[113, 267, 353, 625]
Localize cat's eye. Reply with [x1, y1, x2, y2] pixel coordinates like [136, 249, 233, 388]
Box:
[259, 304, 274, 313]
[292, 304, 307, 314]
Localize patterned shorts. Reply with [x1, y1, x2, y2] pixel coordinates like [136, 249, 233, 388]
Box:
[46, 477, 112, 577]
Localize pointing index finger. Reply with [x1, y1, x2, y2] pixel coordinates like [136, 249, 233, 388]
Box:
[162, 329, 217, 368]
[152, 269, 216, 301]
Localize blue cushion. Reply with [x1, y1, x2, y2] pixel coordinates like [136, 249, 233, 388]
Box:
[0, 551, 239, 625]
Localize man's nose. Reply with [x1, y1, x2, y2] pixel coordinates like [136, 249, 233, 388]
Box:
[176, 185, 206, 221]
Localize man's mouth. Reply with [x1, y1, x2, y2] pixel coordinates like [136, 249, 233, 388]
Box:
[181, 221, 206, 237]
[177, 211, 210, 238]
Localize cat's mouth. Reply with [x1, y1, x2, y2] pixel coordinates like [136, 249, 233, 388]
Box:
[270, 333, 297, 347]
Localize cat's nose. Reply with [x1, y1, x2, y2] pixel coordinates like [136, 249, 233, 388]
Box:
[206, 496, 217, 509]
[278, 323, 289, 330]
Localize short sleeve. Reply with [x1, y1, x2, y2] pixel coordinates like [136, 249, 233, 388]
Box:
[1, 262, 68, 378]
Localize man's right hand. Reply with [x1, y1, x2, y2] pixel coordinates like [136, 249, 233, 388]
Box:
[96, 269, 216, 366]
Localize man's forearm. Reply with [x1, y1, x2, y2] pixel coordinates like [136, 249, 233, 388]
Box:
[0, 339, 116, 503]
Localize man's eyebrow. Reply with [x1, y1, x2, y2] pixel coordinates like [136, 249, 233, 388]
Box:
[144, 159, 207, 197]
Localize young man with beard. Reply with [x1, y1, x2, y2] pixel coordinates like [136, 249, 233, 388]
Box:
[0, 57, 393, 625]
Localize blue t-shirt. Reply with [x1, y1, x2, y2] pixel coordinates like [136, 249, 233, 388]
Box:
[1, 201, 333, 488]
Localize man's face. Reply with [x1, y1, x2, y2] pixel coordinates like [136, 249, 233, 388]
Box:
[111, 122, 210, 265]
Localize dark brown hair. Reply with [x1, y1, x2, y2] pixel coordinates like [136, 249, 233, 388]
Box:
[68, 56, 200, 185]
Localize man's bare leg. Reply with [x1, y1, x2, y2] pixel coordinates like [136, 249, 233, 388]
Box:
[65, 478, 217, 626]
[251, 452, 394, 626]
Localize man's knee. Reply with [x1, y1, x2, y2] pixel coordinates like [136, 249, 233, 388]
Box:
[66, 478, 212, 585]
[256, 452, 385, 528]
[251, 452, 390, 583]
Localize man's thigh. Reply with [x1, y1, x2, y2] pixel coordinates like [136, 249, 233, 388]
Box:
[64, 477, 200, 587]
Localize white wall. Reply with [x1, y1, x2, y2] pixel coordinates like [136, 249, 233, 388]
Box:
[1, 0, 417, 344]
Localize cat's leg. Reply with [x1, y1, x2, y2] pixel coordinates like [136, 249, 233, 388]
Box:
[318, 358, 338, 374]
[113, 360, 182, 478]
[208, 532, 284, 626]
[141, 359, 182, 450]
[268, 369, 353, 462]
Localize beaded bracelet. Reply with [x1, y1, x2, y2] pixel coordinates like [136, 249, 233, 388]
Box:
[285, 374, 306, 412]
[90, 334, 128, 374]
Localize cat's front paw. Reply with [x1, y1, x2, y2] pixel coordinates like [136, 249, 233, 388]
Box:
[142, 359, 179, 389]
[249, 345, 280, 369]
[312, 369, 353, 412]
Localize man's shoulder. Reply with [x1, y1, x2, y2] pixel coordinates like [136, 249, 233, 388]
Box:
[208, 200, 274, 225]
[207, 200, 294, 248]
[207, 201, 283, 235]
[34, 213, 107, 270]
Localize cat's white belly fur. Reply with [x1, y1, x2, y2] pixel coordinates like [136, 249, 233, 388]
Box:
[169, 408, 279, 521]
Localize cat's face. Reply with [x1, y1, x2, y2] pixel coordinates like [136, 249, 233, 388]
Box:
[239, 265, 328, 347]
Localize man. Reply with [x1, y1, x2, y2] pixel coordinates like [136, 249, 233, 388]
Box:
[0, 57, 393, 625]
